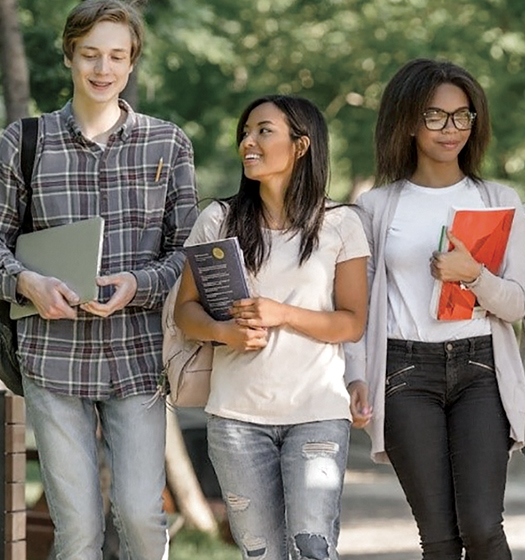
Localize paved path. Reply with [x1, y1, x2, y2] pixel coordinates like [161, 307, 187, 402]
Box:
[338, 429, 525, 560]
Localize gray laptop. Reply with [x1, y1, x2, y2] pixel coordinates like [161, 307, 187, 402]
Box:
[10, 217, 105, 319]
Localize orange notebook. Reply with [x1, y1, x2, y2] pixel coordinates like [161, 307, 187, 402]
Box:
[430, 207, 515, 321]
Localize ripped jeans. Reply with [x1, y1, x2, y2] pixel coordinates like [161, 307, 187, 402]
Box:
[207, 415, 350, 560]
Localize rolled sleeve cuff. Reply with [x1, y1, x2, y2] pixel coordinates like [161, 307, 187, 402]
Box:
[130, 269, 154, 307]
[1, 266, 29, 305]
[469, 267, 525, 323]
[343, 340, 367, 386]
[469, 267, 499, 300]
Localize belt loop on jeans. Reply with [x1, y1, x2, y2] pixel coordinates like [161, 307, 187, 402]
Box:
[406, 340, 413, 358]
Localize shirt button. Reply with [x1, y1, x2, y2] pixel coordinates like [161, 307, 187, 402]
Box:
[446, 343, 453, 351]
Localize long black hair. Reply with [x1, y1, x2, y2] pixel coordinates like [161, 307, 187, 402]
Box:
[224, 95, 329, 274]
[375, 58, 491, 186]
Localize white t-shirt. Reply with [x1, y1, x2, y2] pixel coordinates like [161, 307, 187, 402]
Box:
[385, 178, 491, 341]
[184, 202, 370, 424]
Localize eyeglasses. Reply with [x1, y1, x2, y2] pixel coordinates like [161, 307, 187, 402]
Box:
[422, 109, 477, 131]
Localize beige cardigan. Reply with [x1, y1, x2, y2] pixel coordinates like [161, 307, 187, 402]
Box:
[345, 180, 525, 463]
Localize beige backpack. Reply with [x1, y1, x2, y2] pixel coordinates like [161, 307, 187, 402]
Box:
[161, 277, 214, 407]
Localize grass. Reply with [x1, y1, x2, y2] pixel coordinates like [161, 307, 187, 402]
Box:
[169, 528, 241, 560]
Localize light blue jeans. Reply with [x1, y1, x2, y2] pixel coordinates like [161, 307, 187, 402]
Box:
[207, 415, 350, 560]
[23, 376, 168, 560]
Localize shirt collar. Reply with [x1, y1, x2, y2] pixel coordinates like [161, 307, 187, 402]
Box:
[60, 98, 136, 143]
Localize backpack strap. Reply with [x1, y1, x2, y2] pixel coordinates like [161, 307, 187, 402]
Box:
[20, 117, 39, 234]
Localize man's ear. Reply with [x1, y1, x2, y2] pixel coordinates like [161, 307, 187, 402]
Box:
[64, 55, 72, 69]
[296, 136, 311, 159]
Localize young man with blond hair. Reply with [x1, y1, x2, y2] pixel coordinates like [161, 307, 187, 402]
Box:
[0, 1, 198, 557]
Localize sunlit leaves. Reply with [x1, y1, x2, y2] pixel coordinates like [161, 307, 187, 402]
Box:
[11, 0, 525, 199]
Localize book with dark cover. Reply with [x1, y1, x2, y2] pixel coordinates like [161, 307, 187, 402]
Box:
[430, 207, 515, 321]
[185, 237, 250, 321]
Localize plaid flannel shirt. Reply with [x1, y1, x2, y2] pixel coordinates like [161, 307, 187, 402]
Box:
[0, 100, 198, 399]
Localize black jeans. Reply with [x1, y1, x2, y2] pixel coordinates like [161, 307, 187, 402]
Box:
[384, 336, 512, 560]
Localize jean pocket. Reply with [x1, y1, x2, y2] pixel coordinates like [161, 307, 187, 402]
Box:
[467, 359, 495, 374]
[385, 364, 414, 398]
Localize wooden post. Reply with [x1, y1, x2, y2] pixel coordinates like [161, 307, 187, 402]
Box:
[3, 393, 26, 560]
[0, 390, 5, 554]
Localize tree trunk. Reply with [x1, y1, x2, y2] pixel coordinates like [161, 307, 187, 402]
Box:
[120, 0, 144, 110]
[0, 0, 30, 124]
[121, 67, 139, 110]
[165, 411, 218, 535]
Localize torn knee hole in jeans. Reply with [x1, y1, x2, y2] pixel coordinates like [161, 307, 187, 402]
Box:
[301, 441, 339, 459]
[242, 534, 266, 559]
[294, 533, 329, 560]
[226, 492, 250, 511]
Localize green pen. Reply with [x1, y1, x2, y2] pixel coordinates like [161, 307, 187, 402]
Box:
[438, 225, 447, 251]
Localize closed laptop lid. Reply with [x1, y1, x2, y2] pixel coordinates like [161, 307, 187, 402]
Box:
[10, 217, 105, 320]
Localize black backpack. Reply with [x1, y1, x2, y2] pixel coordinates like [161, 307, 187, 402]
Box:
[0, 117, 39, 395]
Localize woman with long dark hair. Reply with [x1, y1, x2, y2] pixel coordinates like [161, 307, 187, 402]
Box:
[175, 94, 370, 559]
[350, 58, 525, 559]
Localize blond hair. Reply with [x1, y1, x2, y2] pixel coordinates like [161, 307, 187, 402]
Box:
[62, 0, 144, 64]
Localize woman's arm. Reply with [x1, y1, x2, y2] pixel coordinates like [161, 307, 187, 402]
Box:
[174, 263, 268, 352]
[231, 256, 368, 344]
[431, 209, 525, 323]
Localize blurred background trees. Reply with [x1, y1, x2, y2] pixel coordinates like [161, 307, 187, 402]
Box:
[2, 0, 525, 200]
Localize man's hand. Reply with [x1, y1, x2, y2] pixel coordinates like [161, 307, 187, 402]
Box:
[17, 270, 80, 320]
[80, 272, 137, 318]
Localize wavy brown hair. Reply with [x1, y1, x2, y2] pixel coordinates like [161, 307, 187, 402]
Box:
[375, 58, 491, 186]
[223, 95, 329, 275]
[63, 0, 144, 64]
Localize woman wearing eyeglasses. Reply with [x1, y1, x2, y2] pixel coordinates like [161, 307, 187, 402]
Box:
[349, 58, 525, 559]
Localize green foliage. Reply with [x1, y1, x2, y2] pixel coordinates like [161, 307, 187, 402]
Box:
[11, 0, 525, 199]
[138, 0, 525, 198]
[18, 0, 76, 112]
[169, 528, 241, 560]
[26, 457, 44, 507]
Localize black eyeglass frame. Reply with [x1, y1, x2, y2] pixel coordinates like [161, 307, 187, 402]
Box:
[421, 109, 477, 131]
